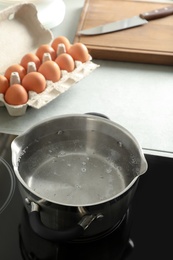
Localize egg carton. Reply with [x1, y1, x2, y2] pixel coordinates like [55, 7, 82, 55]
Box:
[0, 3, 53, 74]
[0, 2, 99, 116]
[0, 59, 99, 116]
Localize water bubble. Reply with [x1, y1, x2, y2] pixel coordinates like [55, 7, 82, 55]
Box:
[58, 150, 66, 157]
[57, 130, 63, 135]
[117, 141, 123, 147]
[67, 163, 71, 167]
[76, 184, 81, 189]
[106, 168, 112, 174]
[81, 168, 86, 173]
[130, 154, 138, 164]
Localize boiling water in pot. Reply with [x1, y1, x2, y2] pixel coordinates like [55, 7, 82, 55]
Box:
[18, 129, 139, 206]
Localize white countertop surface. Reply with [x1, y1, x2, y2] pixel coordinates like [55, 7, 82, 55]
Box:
[1, 0, 173, 157]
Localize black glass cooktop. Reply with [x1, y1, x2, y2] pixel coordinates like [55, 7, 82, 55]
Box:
[0, 142, 173, 259]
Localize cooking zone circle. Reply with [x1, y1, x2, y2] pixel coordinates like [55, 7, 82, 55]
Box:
[0, 157, 16, 214]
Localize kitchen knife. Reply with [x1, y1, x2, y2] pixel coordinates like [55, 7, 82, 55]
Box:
[78, 5, 173, 36]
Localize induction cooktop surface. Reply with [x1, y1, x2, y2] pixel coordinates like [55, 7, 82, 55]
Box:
[0, 134, 173, 259]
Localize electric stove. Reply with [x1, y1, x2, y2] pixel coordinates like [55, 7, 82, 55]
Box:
[0, 134, 173, 259]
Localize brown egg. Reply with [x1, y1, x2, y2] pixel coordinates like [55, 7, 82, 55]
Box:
[0, 75, 9, 94]
[68, 42, 90, 63]
[4, 64, 26, 82]
[38, 60, 61, 83]
[36, 44, 56, 62]
[4, 84, 28, 105]
[22, 71, 46, 94]
[55, 53, 75, 72]
[51, 36, 71, 53]
[20, 53, 41, 71]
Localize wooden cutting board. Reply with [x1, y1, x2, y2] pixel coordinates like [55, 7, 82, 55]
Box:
[74, 0, 173, 65]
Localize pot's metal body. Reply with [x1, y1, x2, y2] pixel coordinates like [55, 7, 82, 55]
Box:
[18, 178, 139, 239]
[11, 114, 148, 241]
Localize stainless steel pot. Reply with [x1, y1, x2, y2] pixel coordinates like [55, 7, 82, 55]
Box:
[11, 113, 148, 242]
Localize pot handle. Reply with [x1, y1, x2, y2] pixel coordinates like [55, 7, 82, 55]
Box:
[85, 112, 110, 119]
[28, 201, 100, 242]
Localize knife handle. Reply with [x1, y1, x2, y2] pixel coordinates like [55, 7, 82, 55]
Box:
[140, 5, 173, 21]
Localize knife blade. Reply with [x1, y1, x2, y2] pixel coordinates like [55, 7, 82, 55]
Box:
[78, 5, 173, 36]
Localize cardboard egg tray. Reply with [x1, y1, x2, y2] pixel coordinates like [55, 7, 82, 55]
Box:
[0, 3, 99, 116]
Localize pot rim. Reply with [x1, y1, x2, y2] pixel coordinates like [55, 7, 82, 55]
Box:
[11, 113, 148, 207]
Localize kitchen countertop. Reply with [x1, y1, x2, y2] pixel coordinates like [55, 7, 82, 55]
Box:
[0, 0, 173, 158]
